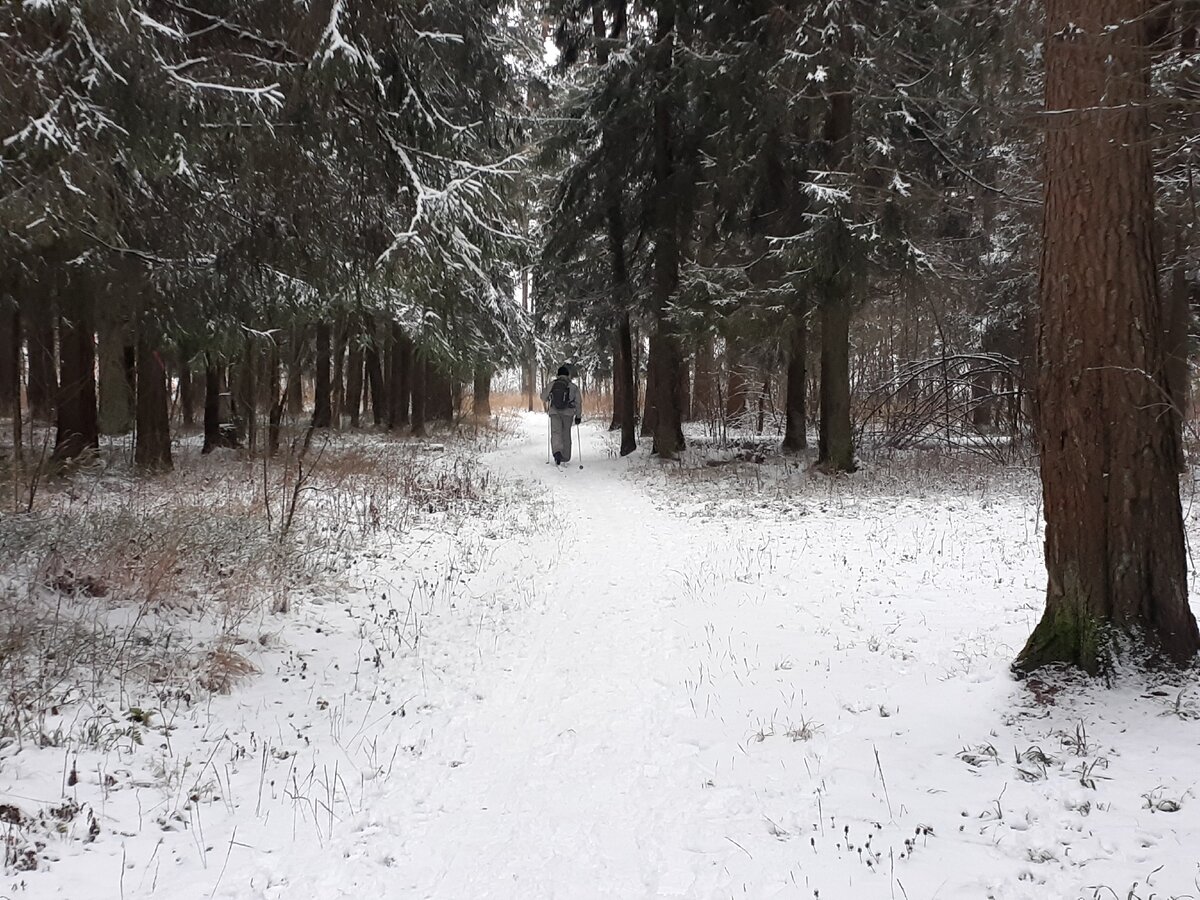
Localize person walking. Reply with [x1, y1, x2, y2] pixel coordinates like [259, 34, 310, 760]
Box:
[542, 365, 582, 466]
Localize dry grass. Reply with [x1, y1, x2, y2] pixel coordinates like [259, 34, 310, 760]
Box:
[0, 418, 517, 751]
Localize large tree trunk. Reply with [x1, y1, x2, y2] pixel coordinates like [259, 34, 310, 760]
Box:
[1165, 254, 1191, 471]
[51, 282, 99, 463]
[286, 326, 304, 418]
[641, 344, 658, 438]
[426, 363, 453, 422]
[1015, 0, 1200, 674]
[473, 365, 492, 419]
[782, 303, 808, 451]
[648, 0, 685, 460]
[388, 324, 411, 428]
[816, 85, 857, 473]
[365, 334, 385, 427]
[410, 350, 427, 437]
[311, 321, 332, 428]
[24, 293, 57, 423]
[97, 303, 135, 436]
[134, 321, 172, 471]
[818, 294, 854, 470]
[201, 355, 239, 454]
[652, 331, 686, 457]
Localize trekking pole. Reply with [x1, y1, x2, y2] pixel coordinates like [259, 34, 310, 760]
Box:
[546, 417, 551, 464]
[576, 421, 584, 469]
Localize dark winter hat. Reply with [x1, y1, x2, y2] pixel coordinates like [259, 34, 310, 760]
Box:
[557, 365, 570, 377]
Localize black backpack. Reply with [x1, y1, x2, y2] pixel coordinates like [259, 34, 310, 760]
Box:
[549, 378, 574, 411]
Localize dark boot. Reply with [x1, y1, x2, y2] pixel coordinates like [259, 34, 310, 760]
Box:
[553, 450, 562, 466]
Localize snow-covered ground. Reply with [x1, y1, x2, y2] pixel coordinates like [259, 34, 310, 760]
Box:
[6, 413, 1200, 899]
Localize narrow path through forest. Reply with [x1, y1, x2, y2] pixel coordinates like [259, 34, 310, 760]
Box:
[141, 414, 1200, 900]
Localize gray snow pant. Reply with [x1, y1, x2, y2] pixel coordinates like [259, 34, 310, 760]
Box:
[549, 412, 574, 461]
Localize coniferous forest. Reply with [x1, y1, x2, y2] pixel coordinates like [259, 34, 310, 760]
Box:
[3, 3, 1200, 897]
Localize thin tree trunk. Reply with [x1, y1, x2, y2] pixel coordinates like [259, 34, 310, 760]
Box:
[782, 303, 809, 451]
[610, 335, 623, 432]
[0, 294, 15, 419]
[473, 365, 492, 419]
[179, 350, 196, 427]
[617, 313, 637, 455]
[332, 318, 346, 428]
[311, 321, 332, 428]
[134, 320, 172, 471]
[51, 282, 99, 463]
[5, 297, 21, 461]
[693, 335, 715, 423]
[726, 336, 747, 421]
[1015, 0, 1200, 674]
[238, 336, 259, 455]
[268, 344, 283, 456]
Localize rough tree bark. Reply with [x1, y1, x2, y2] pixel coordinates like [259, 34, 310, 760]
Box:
[346, 331, 364, 428]
[818, 293, 854, 469]
[641, 345, 658, 438]
[616, 313, 637, 455]
[1015, 0, 1200, 674]
[331, 318, 346, 428]
[365, 332, 385, 427]
[201, 355, 239, 454]
[97, 302, 134, 435]
[389, 324, 412, 428]
[178, 349, 196, 427]
[649, 0, 685, 459]
[311, 321, 333, 428]
[692, 336, 716, 423]
[51, 279, 99, 463]
[134, 320, 172, 471]
[410, 350, 427, 437]
[782, 303, 808, 451]
[286, 326, 304, 418]
[725, 336, 748, 421]
[816, 89, 856, 473]
[473, 365, 492, 419]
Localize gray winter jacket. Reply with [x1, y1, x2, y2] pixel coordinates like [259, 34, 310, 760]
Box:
[541, 377, 583, 419]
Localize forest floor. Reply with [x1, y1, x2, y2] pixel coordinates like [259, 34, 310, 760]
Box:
[4, 412, 1200, 900]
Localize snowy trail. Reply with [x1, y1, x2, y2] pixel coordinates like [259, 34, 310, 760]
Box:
[25, 412, 1200, 900]
[366, 416, 737, 897]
